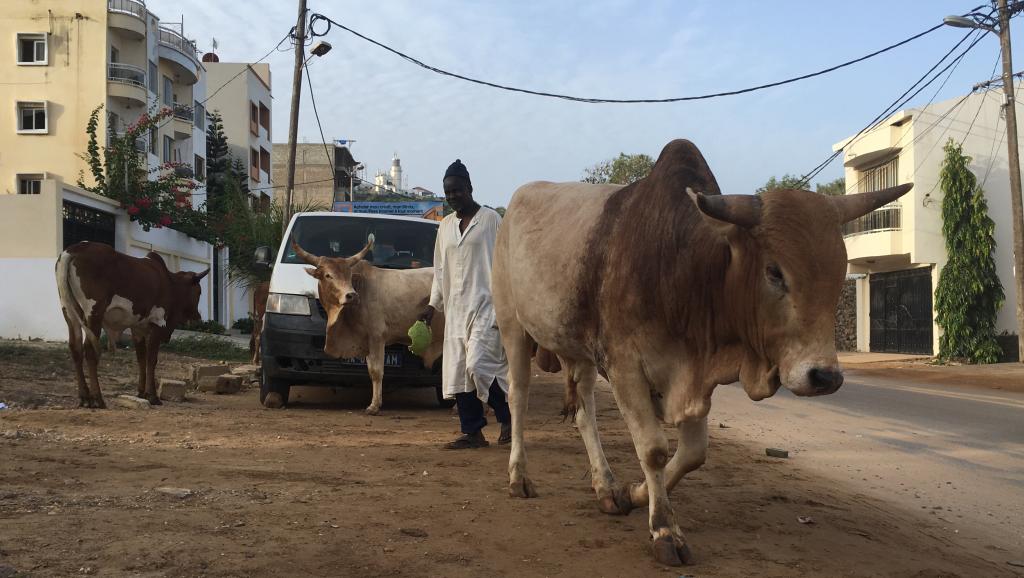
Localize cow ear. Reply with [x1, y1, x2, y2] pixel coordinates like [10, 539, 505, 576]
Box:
[688, 188, 762, 232]
[832, 183, 913, 223]
[304, 267, 322, 279]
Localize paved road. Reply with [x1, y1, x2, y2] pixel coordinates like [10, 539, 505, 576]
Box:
[710, 369, 1024, 560]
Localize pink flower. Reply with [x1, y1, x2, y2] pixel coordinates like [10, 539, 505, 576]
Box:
[126, 205, 140, 216]
[137, 197, 152, 208]
[159, 215, 173, 226]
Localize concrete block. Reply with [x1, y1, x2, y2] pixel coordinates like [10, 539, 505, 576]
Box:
[191, 364, 228, 387]
[158, 379, 187, 402]
[196, 375, 222, 392]
[113, 395, 151, 410]
[215, 374, 243, 394]
[231, 364, 260, 376]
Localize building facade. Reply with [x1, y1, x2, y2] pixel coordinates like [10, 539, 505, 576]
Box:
[203, 58, 273, 325]
[0, 0, 214, 339]
[271, 142, 359, 207]
[834, 89, 1020, 357]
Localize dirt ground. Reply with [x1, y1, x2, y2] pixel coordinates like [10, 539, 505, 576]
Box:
[848, 360, 1024, 394]
[0, 340, 1018, 577]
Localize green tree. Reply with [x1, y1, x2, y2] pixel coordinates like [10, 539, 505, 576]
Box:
[205, 111, 231, 195]
[934, 139, 1004, 364]
[755, 174, 806, 195]
[815, 177, 846, 196]
[582, 153, 655, 185]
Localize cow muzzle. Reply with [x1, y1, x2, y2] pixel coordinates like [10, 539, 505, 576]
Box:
[807, 367, 843, 395]
[343, 291, 359, 305]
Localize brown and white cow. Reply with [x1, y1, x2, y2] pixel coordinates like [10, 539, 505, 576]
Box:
[249, 281, 270, 364]
[491, 139, 912, 566]
[292, 240, 444, 415]
[56, 241, 208, 408]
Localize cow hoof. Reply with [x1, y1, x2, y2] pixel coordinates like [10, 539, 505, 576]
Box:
[652, 535, 693, 567]
[598, 485, 634, 515]
[147, 396, 162, 406]
[509, 477, 538, 499]
[78, 398, 88, 408]
[364, 406, 381, 416]
[263, 392, 285, 409]
[94, 398, 107, 410]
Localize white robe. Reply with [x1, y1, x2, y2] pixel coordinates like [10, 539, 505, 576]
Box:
[429, 207, 509, 401]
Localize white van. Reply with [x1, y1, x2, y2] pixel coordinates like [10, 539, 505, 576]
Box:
[256, 211, 445, 406]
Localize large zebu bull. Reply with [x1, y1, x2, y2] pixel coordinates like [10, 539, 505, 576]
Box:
[491, 139, 912, 566]
[56, 242, 208, 408]
[292, 240, 444, 415]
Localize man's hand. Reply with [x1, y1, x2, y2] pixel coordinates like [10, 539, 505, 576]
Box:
[420, 305, 436, 325]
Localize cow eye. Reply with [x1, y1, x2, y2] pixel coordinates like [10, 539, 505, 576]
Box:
[765, 264, 787, 291]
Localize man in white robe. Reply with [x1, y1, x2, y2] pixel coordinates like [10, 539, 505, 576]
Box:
[421, 159, 511, 449]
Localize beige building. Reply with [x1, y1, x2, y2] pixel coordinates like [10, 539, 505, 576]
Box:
[271, 142, 359, 208]
[204, 59, 273, 207]
[834, 89, 1020, 358]
[0, 0, 216, 339]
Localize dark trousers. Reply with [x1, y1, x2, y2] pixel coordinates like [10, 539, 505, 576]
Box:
[455, 380, 511, 434]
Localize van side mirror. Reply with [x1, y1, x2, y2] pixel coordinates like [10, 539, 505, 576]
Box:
[254, 246, 273, 268]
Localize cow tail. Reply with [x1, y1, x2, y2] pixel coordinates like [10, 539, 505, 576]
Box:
[56, 251, 100, 353]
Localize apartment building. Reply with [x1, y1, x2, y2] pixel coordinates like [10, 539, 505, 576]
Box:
[203, 58, 273, 325]
[271, 142, 360, 208]
[0, 0, 213, 339]
[834, 89, 1020, 358]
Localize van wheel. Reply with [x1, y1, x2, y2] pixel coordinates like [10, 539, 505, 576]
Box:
[260, 362, 291, 408]
[435, 386, 455, 409]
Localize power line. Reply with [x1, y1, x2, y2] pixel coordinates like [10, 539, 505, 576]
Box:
[306, 12, 959, 104]
[302, 57, 336, 176]
[198, 32, 292, 106]
[799, 27, 987, 187]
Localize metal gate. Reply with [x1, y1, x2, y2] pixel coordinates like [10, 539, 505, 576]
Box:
[63, 201, 115, 249]
[869, 268, 933, 355]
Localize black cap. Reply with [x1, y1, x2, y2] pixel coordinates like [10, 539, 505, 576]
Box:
[444, 159, 471, 185]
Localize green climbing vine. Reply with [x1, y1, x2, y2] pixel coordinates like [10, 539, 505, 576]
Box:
[933, 139, 1005, 364]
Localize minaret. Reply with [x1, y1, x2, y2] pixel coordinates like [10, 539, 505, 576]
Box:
[390, 152, 402, 193]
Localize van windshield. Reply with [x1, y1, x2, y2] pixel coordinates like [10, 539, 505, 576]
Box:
[284, 216, 438, 269]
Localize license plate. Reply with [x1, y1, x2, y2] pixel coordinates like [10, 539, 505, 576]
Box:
[340, 351, 403, 368]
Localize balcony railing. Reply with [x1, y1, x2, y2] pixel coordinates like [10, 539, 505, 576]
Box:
[172, 103, 194, 122]
[113, 132, 149, 154]
[108, 0, 146, 19]
[843, 202, 902, 238]
[108, 62, 146, 89]
[158, 26, 198, 63]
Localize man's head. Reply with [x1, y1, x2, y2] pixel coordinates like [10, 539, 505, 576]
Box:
[443, 159, 475, 215]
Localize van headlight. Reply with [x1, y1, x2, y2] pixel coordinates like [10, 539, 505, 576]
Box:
[266, 293, 311, 316]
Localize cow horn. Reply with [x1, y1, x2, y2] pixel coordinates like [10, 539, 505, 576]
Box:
[687, 187, 762, 229]
[832, 183, 913, 223]
[350, 238, 375, 262]
[292, 241, 322, 266]
[194, 268, 210, 282]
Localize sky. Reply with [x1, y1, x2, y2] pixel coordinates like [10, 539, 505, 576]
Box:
[146, 0, 1024, 209]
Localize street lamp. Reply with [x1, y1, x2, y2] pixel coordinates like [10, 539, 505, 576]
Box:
[944, 0, 1024, 362]
[349, 163, 364, 203]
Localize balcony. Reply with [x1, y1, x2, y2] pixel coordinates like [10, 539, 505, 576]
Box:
[157, 26, 199, 85]
[844, 202, 906, 265]
[843, 202, 901, 238]
[107, 62, 147, 106]
[171, 103, 193, 139]
[113, 132, 149, 154]
[107, 0, 146, 39]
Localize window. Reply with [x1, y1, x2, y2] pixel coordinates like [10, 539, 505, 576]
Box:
[110, 46, 119, 64]
[260, 147, 270, 174]
[284, 215, 438, 268]
[194, 102, 205, 131]
[259, 102, 270, 137]
[17, 33, 47, 65]
[859, 157, 899, 193]
[17, 174, 44, 195]
[148, 60, 158, 92]
[163, 135, 173, 163]
[150, 128, 158, 155]
[194, 154, 206, 181]
[17, 101, 47, 133]
[260, 193, 270, 213]
[250, 102, 259, 136]
[250, 147, 260, 181]
[163, 76, 173, 107]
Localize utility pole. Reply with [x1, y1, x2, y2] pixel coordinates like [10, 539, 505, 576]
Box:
[283, 0, 308, 233]
[997, 0, 1024, 362]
